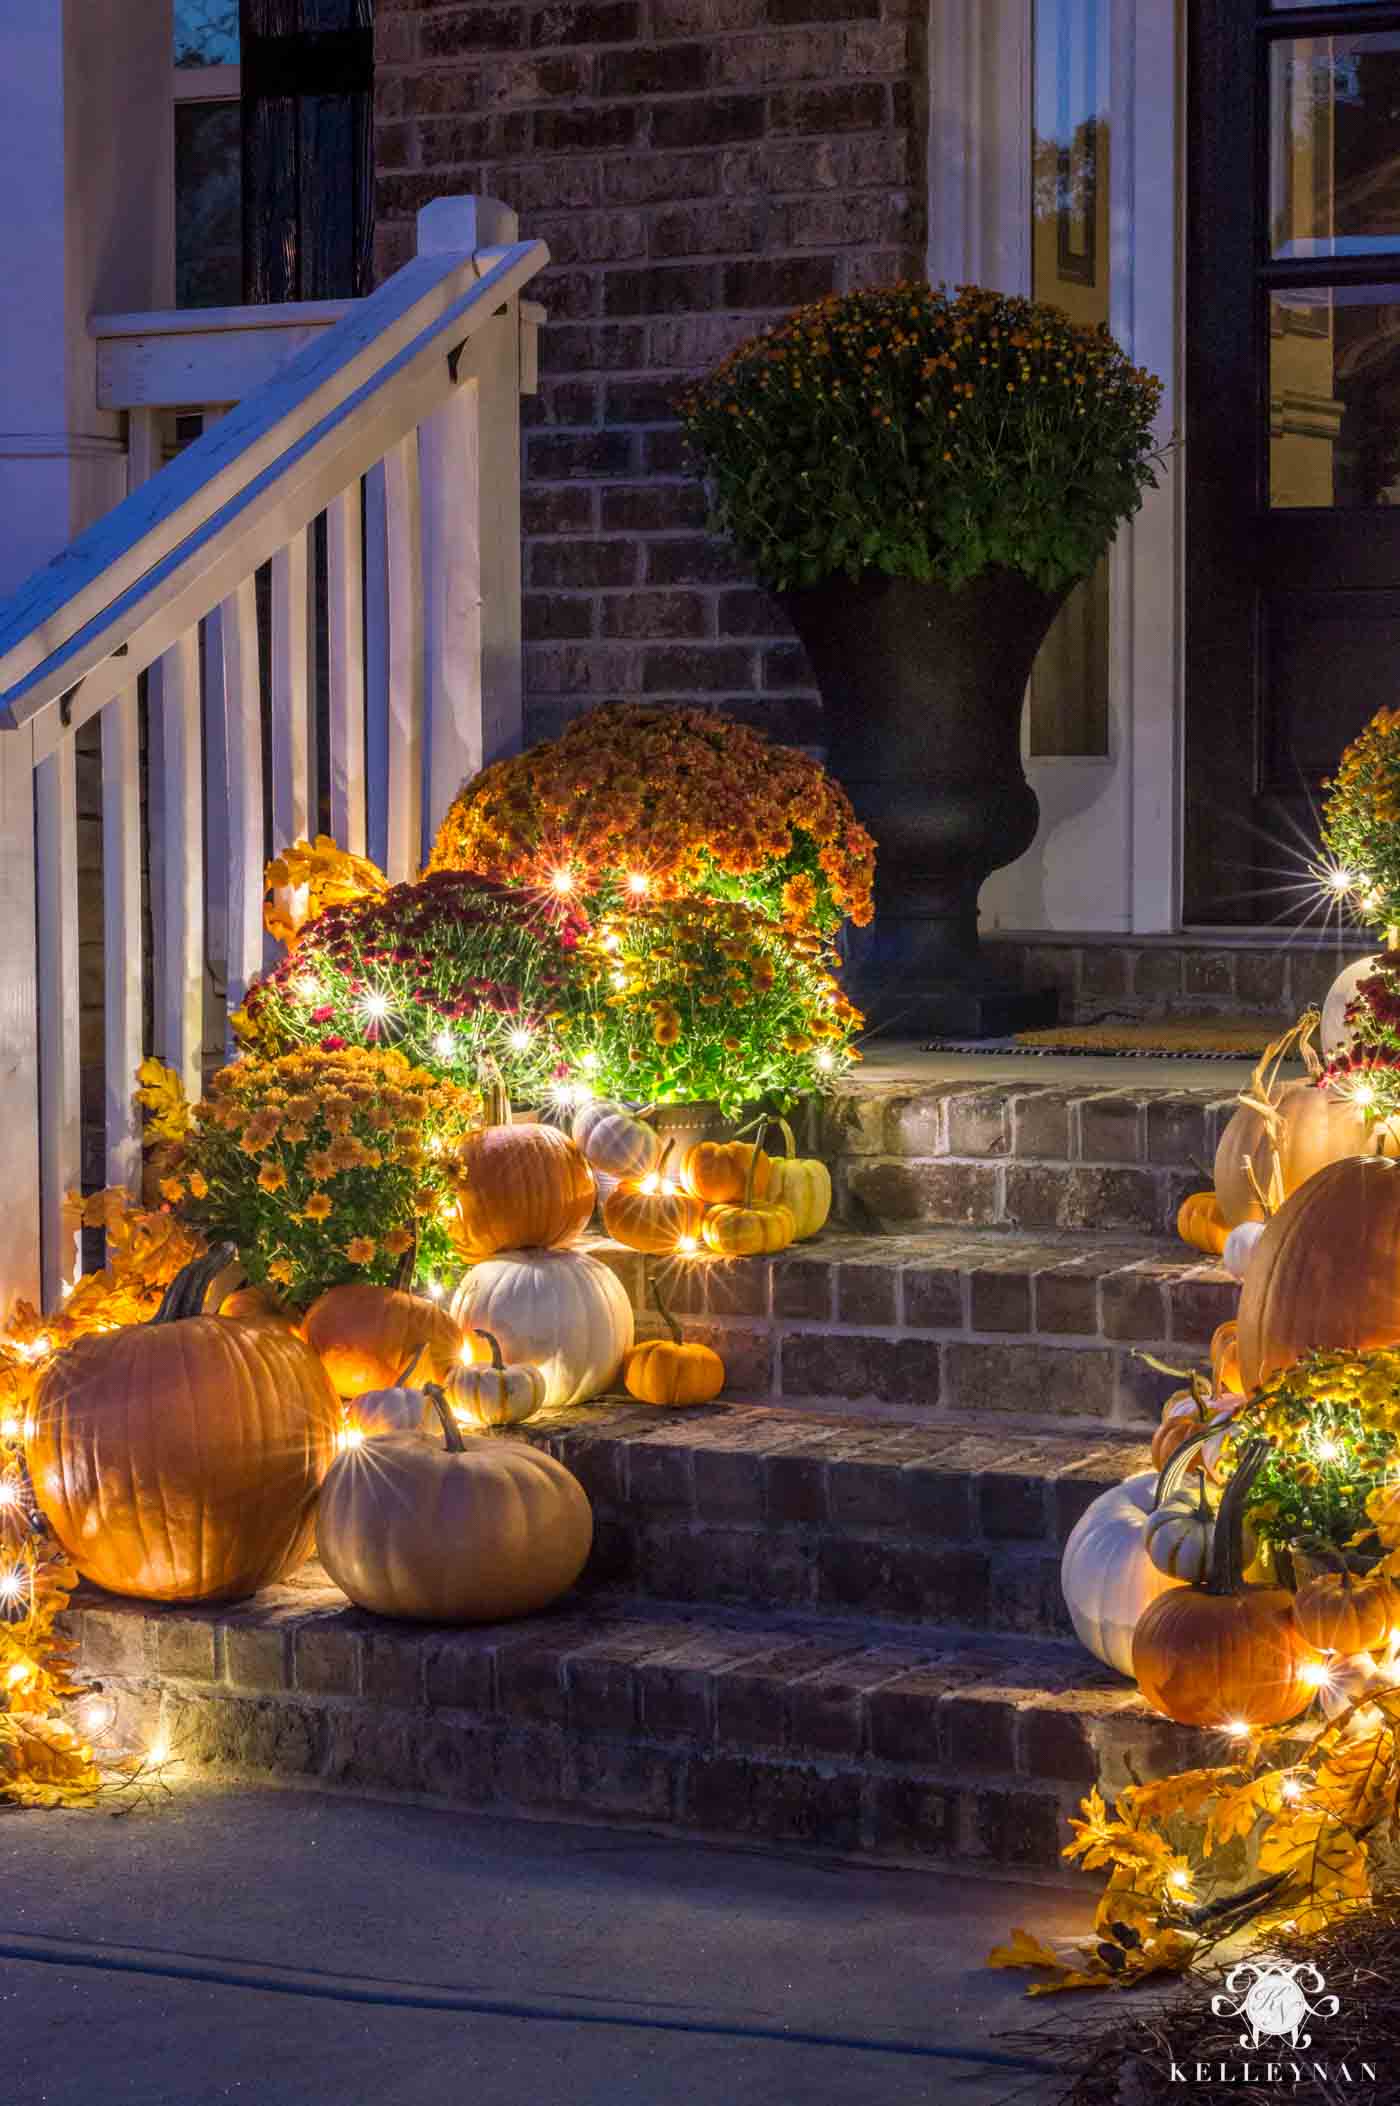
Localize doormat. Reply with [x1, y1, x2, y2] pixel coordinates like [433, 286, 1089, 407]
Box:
[924, 1016, 1289, 1059]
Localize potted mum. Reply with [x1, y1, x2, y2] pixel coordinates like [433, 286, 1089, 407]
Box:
[681, 284, 1164, 1032]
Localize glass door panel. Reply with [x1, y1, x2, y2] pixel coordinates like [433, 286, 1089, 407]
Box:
[1270, 32, 1400, 259]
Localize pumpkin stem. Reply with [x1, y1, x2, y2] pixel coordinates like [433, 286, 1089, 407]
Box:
[473, 1328, 505, 1372]
[478, 1054, 512, 1130]
[153, 1243, 238, 1325]
[650, 1281, 682, 1346]
[742, 1143, 762, 1210]
[1154, 1426, 1212, 1511]
[1206, 1438, 1269, 1596]
[392, 1235, 418, 1293]
[423, 1382, 467, 1453]
[654, 1138, 675, 1179]
[393, 1347, 424, 1389]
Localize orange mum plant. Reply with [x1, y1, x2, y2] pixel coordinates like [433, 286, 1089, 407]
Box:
[428, 704, 875, 939]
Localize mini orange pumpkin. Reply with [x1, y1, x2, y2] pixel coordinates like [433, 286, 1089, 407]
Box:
[1293, 1556, 1395, 1657]
[602, 1141, 706, 1254]
[304, 1260, 468, 1399]
[28, 1246, 340, 1603]
[624, 1285, 726, 1405]
[681, 1138, 770, 1205]
[700, 1146, 795, 1256]
[1211, 1319, 1244, 1397]
[1176, 1190, 1229, 1257]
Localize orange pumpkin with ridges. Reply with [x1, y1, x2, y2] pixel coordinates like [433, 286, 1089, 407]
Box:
[1237, 1154, 1400, 1392]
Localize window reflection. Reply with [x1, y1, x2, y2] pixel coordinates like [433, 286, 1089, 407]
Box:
[175, 0, 239, 67]
[1030, 0, 1110, 760]
[1271, 33, 1400, 261]
[1271, 287, 1400, 509]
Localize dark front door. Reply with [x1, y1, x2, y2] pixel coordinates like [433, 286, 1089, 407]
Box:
[240, 0, 374, 302]
[1186, 0, 1400, 923]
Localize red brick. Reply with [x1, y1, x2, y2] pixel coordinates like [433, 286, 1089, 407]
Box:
[531, 538, 638, 587]
[601, 485, 708, 533]
[524, 592, 594, 640]
[600, 591, 707, 639]
[532, 0, 641, 44]
[603, 377, 683, 423]
[597, 42, 706, 94]
[155, 1615, 221, 1681]
[362, 1632, 424, 1708]
[651, 94, 765, 149]
[866, 1774, 956, 1858]
[534, 103, 642, 152]
[644, 535, 749, 584]
[641, 643, 754, 691]
[767, 83, 886, 132]
[293, 1620, 361, 1697]
[423, 1632, 497, 1711]
[224, 1623, 290, 1692]
[602, 263, 721, 317]
[603, 152, 723, 204]
[526, 431, 635, 479]
[419, 9, 526, 56]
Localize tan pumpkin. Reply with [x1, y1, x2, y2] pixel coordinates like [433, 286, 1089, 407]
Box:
[681, 1138, 770, 1205]
[1293, 1558, 1396, 1657]
[1213, 1013, 1389, 1227]
[572, 1097, 659, 1182]
[1237, 1154, 1400, 1391]
[304, 1270, 467, 1399]
[450, 1122, 594, 1261]
[27, 1246, 340, 1603]
[1143, 1443, 1216, 1582]
[317, 1385, 593, 1623]
[755, 1117, 831, 1241]
[450, 1247, 633, 1409]
[1176, 1190, 1229, 1257]
[1132, 1439, 1313, 1728]
[446, 1329, 548, 1430]
[624, 1286, 726, 1406]
[1211, 1319, 1244, 1398]
[601, 1141, 706, 1254]
[700, 1147, 795, 1257]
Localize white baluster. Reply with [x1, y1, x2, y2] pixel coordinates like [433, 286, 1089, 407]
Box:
[101, 688, 143, 1194]
[34, 742, 80, 1306]
[327, 483, 366, 854]
[384, 434, 425, 875]
[219, 577, 264, 1021]
[155, 628, 204, 1099]
[270, 529, 311, 853]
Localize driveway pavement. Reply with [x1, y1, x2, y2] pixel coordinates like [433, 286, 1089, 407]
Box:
[0, 1785, 1092, 2105]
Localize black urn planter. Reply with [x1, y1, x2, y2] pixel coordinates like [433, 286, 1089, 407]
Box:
[779, 566, 1072, 1037]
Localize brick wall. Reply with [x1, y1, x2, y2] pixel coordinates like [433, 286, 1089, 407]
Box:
[373, 0, 926, 746]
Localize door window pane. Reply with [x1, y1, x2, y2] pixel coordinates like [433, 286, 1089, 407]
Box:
[176, 101, 242, 307]
[175, 0, 239, 66]
[1030, 0, 1110, 758]
[1270, 33, 1400, 259]
[1270, 286, 1400, 507]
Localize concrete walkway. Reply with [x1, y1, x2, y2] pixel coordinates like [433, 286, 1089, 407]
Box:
[0, 1785, 1092, 2105]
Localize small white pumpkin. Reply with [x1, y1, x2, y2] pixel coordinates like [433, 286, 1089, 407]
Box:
[345, 1351, 434, 1440]
[450, 1247, 633, 1409]
[1222, 1219, 1267, 1283]
[1322, 955, 1382, 1060]
[446, 1328, 548, 1430]
[571, 1098, 659, 1181]
[1060, 1471, 1187, 1677]
[1145, 1461, 1216, 1582]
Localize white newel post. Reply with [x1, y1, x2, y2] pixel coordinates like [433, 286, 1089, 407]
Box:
[417, 196, 525, 850]
[0, 0, 173, 1300]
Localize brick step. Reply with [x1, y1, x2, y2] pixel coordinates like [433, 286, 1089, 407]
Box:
[815, 1075, 1238, 1235]
[528, 1399, 1149, 1640]
[68, 1579, 1212, 1881]
[593, 1227, 1237, 1432]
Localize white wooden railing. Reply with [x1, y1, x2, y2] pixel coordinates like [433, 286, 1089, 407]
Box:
[0, 195, 549, 1308]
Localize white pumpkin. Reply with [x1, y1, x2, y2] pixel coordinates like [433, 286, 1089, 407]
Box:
[345, 1351, 434, 1440]
[449, 1247, 633, 1409]
[1222, 1219, 1267, 1283]
[1322, 954, 1382, 1060]
[1145, 1474, 1216, 1582]
[571, 1099, 659, 1181]
[1060, 1471, 1186, 1676]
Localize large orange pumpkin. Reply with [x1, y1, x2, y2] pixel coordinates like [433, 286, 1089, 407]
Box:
[1132, 1438, 1312, 1729]
[601, 1142, 705, 1254]
[1213, 1015, 1388, 1227]
[450, 1123, 594, 1260]
[1237, 1154, 1400, 1391]
[27, 1247, 340, 1603]
[304, 1278, 467, 1398]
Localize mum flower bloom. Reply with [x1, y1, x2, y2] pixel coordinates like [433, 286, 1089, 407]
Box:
[301, 1193, 332, 1223]
[346, 1237, 376, 1266]
[257, 1160, 288, 1195]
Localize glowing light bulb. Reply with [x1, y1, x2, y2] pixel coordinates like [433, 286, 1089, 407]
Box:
[337, 1426, 365, 1453]
[659, 1179, 677, 1197]
[551, 868, 575, 896]
[509, 1027, 533, 1054]
[426, 1278, 443, 1302]
[815, 1050, 836, 1074]
[1281, 1777, 1305, 1804]
[676, 1235, 699, 1255]
[147, 1734, 171, 1767]
[5, 1661, 33, 1691]
[602, 933, 622, 954]
[458, 1343, 478, 1365]
[0, 1566, 26, 1606]
[1224, 1718, 1253, 1740]
[433, 1030, 456, 1059]
[611, 971, 628, 990]
[579, 1052, 599, 1073]
[0, 1480, 18, 1508]
[0, 1417, 19, 1441]
[1168, 1867, 1190, 1891]
[293, 974, 321, 1002]
[639, 1173, 660, 1196]
[627, 872, 649, 896]
[363, 992, 390, 1022]
[76, 1691, 116, 1738]
[1300, 1659, 1333, 1690]
[1315, 1438, 1342, 1462]
[1351, 1081, 1377, 1109]
[1325, 865, 1355, 895]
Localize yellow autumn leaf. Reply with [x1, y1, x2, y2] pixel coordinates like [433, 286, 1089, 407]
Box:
[1124, 1766, 1238, 1828]
[1204, 1770, 1287, 1854]
[987, 1927, 1065, 1973]
[133, 1057, 191, 1144]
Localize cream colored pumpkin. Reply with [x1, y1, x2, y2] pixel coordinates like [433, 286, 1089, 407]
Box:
[571, 1098, 659, 1181]
[758, 1117, 832, 1241]
[345, 1350, 435, 1440]
[446, 1329, 548, 1429]
[450, 1248, 633, 1409]
[1060, 1471, 1186, 1676]
[317, 1389, 593, 1623]
[1144, 1469, 1216, 1582]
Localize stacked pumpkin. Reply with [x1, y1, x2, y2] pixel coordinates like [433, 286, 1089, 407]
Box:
[572, 1100, 832, 1405]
